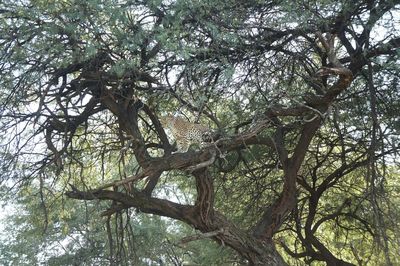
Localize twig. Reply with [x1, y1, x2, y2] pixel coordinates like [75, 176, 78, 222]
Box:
[185, 149, 217, 172]
[93, 170, 150, 191]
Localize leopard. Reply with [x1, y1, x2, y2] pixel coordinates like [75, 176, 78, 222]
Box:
[159, 115, 210, 152]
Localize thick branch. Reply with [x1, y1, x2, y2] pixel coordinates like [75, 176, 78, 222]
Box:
[252, 34, 353, 240]
[66, 187, 195, 223]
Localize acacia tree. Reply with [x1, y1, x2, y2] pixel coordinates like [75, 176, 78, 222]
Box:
[1, 0, 400, 265]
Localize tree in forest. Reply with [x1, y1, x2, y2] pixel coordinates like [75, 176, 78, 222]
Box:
[1, 0, 400, 265]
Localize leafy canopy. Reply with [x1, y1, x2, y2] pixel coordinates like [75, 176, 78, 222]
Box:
[1, 0, 400, 265]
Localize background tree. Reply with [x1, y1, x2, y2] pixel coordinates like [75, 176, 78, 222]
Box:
[1, 0, 400, 265]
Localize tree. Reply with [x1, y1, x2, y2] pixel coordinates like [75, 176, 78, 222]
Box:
[1, 0, 400, 265]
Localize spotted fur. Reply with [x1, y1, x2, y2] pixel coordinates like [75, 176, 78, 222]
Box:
[159, 116, 210, 152]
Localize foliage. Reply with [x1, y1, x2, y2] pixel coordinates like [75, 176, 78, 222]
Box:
[1, 0, 400, 265]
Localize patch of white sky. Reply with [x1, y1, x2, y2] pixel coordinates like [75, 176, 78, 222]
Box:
[1, 71, 93, 163]
[0, 73, 97, 252]
[0, 202, 19, 240]
[346, 8, 400, 49]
